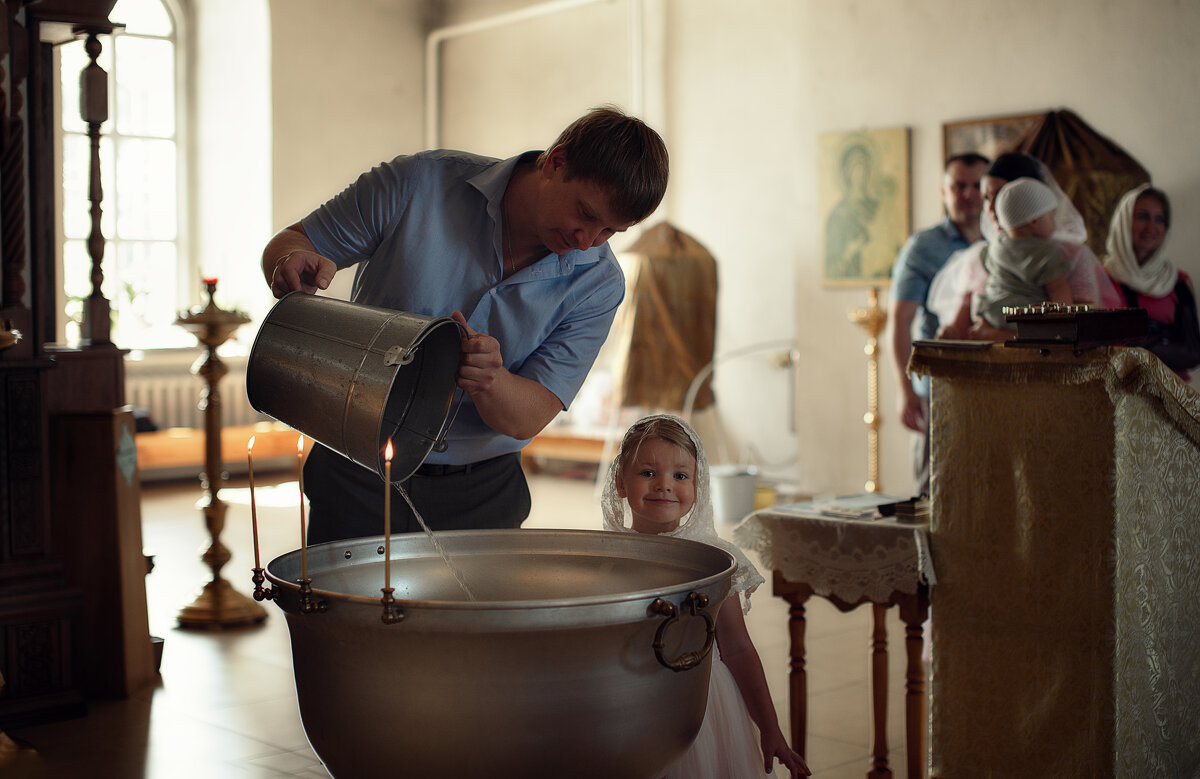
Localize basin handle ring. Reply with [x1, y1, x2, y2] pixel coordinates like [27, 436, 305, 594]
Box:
[650, 592, 715, 672]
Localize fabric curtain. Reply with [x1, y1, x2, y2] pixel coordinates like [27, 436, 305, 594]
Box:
[1015, 110, 1150, 260]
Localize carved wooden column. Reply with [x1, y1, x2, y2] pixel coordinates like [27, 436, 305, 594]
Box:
[0, 0, 32, 360]
[0, 0, 85, 729]
[38, 7, 153, 700]
[78, 29, 108, 346]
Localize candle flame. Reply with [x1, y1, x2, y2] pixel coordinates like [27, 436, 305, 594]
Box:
[384, 439, 394, 462]
[297, 434, 304, 455]
[248, 435, 256, 454]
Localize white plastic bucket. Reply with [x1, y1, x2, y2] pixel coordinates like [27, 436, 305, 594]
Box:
[709, 464, 759, 525]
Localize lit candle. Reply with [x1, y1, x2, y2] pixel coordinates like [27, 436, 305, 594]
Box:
[383, 439, 393, 588]
[202, 276, 219, 285]
[248, 436, 261, 570]
[298, 434, 307, 581]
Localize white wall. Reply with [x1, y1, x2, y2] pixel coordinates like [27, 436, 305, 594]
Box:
[663, 0, 1200, 496]
[262, 0, 1200, 497]
[192, 0, 272, 325]
[268, 0, 428, 299]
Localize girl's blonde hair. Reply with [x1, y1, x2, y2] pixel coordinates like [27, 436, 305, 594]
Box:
[614, 416, 697, 475]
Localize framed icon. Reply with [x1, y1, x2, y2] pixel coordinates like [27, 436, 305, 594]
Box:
[819, 127, 911, 287]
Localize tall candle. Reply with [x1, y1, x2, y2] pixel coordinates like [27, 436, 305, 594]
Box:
[247, 435, 261, 570]
[298, 434, 307, 580]
[383, 439, 393, 588]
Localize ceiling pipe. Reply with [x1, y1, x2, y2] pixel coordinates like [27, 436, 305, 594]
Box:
[424, 0, 642, 148]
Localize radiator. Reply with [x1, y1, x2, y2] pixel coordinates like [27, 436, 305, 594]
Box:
[124, 350, 267, 430]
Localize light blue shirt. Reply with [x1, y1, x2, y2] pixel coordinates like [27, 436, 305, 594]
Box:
[890, 218, 970, 396]
[301, 149, 625, 464]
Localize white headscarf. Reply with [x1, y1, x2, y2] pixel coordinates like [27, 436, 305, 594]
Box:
[1102, 183, 1178, 298]
[601, 413, 764, 611]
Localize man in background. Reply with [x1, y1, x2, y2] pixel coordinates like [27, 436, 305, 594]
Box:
[889, 152, 989, 496]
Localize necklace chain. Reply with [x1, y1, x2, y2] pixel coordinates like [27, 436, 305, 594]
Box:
[501, 207, 511, 278]
[502, 203, 514, 277]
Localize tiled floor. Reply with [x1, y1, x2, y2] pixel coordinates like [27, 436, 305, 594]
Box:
[5, 468, 922, 778]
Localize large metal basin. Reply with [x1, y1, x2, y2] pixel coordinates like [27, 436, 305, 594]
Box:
[265, 529, 734, 778]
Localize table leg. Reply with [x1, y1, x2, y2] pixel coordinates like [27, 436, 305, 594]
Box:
[900, 591, 930, 779]
[773, 572, 812, 759]
[786, 592, 808, 758]
[868, 603, 893, 779]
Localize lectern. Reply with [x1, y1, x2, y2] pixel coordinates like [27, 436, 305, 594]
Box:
[911, 343, 1200, 778]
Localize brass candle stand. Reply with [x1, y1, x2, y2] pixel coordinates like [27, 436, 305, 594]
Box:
[176, 278, 266, 628]
[849, 287, 886, 494]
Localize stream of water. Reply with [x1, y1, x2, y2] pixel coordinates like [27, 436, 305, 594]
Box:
[394, 483, 477, 601]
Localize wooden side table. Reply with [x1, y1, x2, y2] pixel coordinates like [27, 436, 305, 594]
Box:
[735, 507, 934, 779]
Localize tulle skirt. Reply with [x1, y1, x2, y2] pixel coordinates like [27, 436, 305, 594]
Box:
[660, 653, 768, 778]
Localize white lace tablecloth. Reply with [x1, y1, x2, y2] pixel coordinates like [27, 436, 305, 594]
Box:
[733, 505, 936, 603]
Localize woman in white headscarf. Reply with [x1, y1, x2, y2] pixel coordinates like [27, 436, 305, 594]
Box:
[928, 152, 1121, 340]
[1103, 184, 1200, 379]
[602, 414, 809, 778]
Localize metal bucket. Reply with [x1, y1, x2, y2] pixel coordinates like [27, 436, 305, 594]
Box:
[264, 529, 734, 778]
[246, 293, 461, 480]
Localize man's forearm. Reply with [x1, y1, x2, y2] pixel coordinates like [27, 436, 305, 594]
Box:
[468, 370, 563, 442]
[890, 302, 918, 393]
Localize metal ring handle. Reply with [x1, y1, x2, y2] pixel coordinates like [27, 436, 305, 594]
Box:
[650, 592, 715, 672]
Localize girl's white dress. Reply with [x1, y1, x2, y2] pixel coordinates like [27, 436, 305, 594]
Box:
[601, 414, 772, 779]
[659, 644, 769, 778]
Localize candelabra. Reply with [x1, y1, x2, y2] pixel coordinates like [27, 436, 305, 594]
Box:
[849, 287, 886, 493]
[175, 278, 266, 628]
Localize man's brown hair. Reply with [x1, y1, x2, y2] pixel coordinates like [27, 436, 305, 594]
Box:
[537, 105, 669, 224]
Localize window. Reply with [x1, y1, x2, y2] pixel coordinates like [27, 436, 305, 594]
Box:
[59, 0, 189, 348]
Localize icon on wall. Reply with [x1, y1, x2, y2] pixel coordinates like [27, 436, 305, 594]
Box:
[819, 127, 911, 287]
[942, 111, 1042, 162]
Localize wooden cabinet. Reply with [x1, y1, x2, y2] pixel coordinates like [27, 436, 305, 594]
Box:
[0, 1, 152, 727]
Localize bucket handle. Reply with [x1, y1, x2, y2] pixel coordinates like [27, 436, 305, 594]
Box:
[432, 388, 464, 453]
[649, 592, 715, 672]
[379, 317, 468, 455]
[427, 318, 474, 453]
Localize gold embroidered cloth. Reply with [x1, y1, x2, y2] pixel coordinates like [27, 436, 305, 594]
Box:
[612, 222, 717, 411]
[733, 508, 933, 604]
[910, 343, 1200, 779]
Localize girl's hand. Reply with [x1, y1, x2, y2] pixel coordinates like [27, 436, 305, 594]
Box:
[761, 727, 810, 777]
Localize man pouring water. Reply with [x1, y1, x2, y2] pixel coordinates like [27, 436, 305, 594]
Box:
[261, 107, 669, 543]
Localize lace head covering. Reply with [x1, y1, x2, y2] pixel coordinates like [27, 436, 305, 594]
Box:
[601, 413, 765, 611]
[981, 154, 1088, 245]
[1102, 183, 1178, 298]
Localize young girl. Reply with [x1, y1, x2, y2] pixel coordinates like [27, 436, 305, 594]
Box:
[601, 414, 810, 779]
